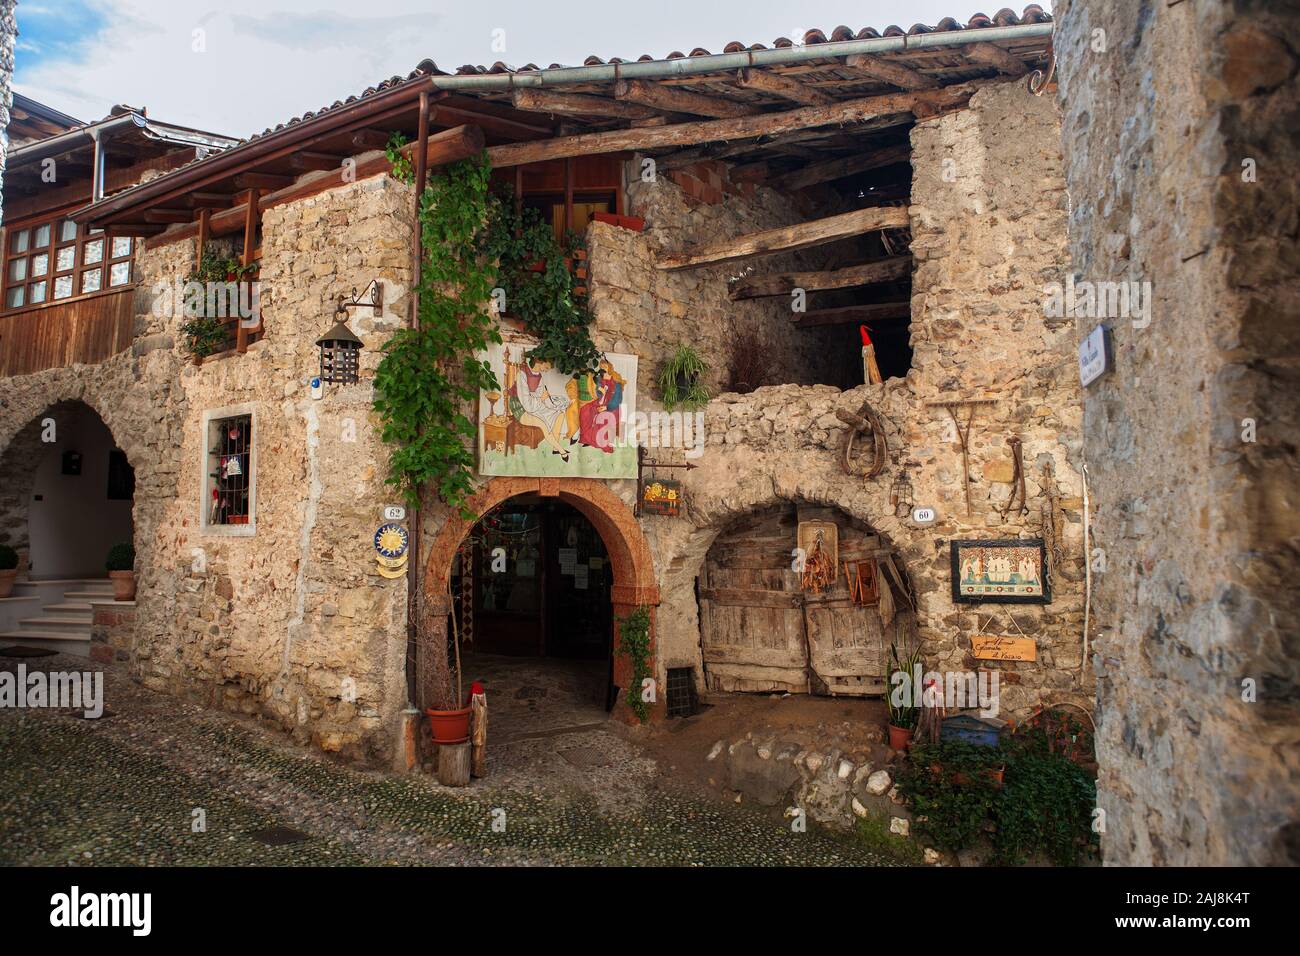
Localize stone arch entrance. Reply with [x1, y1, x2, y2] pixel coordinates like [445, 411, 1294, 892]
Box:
[421, 477, 659, 720]
[0, 399, 135, 579]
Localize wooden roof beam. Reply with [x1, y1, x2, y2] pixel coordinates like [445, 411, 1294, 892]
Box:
[729, 255, 913, 300]
[657, 205, 909, 271]
[790, 301, 911, 327]
[843, 54, 939, 91]
[963, 43, 1030, 76]
[773, 143, 912, 191]
[143, 209, 195, 224]
[614, 79, 761, 118]
[233, 172, 293, 190]
[734, 68, 834, 105]
[350, 129, 392, 151]
[289, 150, 346, 172]
[511, 88, 661, 121]
[487, 84, 979, 167]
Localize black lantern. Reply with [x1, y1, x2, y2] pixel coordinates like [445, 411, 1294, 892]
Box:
[316, 320, 363, 384]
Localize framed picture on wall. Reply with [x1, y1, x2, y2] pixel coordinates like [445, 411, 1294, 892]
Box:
[950, 538, 1051, 604]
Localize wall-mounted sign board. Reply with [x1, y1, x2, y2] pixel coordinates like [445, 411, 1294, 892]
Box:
[970, 635, 1037, 662]
[1078, 324, 1113, 387]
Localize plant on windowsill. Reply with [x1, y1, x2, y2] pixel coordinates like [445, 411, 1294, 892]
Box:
[887, 639, 923, 750]
[658, 344, 711, 411]
[181, 252, 260, 363]
[105, 542, 136, 602]
[0, 544, 20, 598]
[181, 316, 228, 363]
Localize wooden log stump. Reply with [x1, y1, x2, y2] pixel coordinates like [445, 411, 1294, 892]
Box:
[437, 741, 472, 787]
[471, 692, 488, 779]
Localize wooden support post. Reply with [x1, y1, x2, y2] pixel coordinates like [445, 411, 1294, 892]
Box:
[236, 189, 258, 352]
[471, 689, 487, 778]
[196, 208, 210, 265]
[563, 158, 574, 235]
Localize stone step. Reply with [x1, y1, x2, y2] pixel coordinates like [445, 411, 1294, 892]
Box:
[0, 630, 93, 657]
[63, 591, 120, 602]
[19, 615, 93, 632]
[45, 602, 94, 613]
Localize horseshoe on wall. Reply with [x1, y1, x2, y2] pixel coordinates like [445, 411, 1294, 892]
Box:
[835, 400, 889, 479]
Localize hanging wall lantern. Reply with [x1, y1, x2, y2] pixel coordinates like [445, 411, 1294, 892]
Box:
[316, 319, 363, 384]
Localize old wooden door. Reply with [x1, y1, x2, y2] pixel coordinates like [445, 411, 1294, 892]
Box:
[698, 504, 905, 696]
[698, 506, 809, 693]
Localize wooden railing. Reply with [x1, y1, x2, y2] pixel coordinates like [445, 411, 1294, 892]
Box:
[0, 286, 135, 376]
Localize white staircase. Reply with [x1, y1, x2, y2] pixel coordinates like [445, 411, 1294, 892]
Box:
[0, 579, 114, 657]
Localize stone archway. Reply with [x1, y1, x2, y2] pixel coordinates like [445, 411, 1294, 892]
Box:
[422, 476, 660, 720]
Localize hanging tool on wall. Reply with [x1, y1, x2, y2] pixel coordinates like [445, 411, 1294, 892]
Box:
[860, 325, 883, 385]
[1040, 459, 1064, 575]
[926, 397, 997, 516]
[836, 399, 889, 479]
[1000, 435, 1029, 520]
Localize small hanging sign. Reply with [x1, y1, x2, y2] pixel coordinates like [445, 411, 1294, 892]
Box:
[971, 634, 1037, 662]
[641, 478, 683, 517]
[1078, 324, 1113, 387]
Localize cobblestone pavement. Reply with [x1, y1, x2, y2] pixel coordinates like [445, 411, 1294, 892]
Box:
[0, 655, 889, 867]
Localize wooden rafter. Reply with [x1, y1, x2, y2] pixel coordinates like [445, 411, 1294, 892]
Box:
[288, 150, 345, 172]
[790, 301, 911, 327]
[486, 83, 981, 168]
[964, 43, 1030, 77]
[614, 79, 762, 118]
[843, 54, 939, 91]
[729, 255, 912, 300]
[733, 67, 834, 105]
[511, 88, 660, 121]
[657, 206, 909, 271]
[772, 143, 911, 191]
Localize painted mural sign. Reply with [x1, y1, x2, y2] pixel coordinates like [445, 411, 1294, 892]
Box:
[950, 538, 1051, 604]
[478, 342, 638, 479]
[970, 634, 1038, 662]
[641, 478, 682, 516]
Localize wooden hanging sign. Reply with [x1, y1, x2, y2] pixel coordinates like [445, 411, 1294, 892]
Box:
[970, 634, 1037, 662]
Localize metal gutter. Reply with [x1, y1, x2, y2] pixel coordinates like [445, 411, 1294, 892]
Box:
[6, 113, 142, 168]
[423, 22, 1053, 90]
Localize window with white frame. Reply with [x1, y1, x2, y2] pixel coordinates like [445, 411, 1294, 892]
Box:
[204, 411, 254, 529]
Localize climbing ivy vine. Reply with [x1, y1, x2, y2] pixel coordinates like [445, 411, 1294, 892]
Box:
[374, 139, 600, 516]
[616, 605, 653, 724]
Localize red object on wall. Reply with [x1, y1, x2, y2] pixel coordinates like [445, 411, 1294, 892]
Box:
[860, 324, 873, 347]
[592, 211, 646, 232]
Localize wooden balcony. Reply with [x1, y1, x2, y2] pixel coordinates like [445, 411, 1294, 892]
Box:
[0, 286, 135, 376]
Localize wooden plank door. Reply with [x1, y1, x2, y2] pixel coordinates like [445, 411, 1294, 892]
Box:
[698, 507, 809, 693]
[798, 505, 888, 695]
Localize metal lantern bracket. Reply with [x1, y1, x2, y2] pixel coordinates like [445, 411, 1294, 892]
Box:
[635, 446, 696, 516]
[335, 279, 384, 318]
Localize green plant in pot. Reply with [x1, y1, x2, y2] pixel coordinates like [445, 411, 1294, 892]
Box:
[181, 316, 228, 362]
[105, 542, 136, 602]
[0, 544, 20, 599]
[658, 345, 711, 411]
[887, 640, 923, 750]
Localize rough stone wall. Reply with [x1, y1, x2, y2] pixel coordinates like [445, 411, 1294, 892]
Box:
[586, 163, 853, 396]
[0, 175, 416, 764]
[641, 81, 1090, 721]
[1056, 0, 1300, 865]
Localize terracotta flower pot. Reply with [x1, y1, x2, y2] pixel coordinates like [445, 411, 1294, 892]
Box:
[888, 724, 914, 751]
[425, 706, 472, 745]
[109, 570, 136, 602]
[0, 568, 17, 599]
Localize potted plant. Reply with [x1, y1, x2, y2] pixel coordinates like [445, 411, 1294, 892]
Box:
[425, 597, 471, 745]
[887, 639, 923, 750]
[181, 316, 227, 363]
[658, 344, 711, 411]
[0, 544, 19, 598]
[106, 542, 136, 601]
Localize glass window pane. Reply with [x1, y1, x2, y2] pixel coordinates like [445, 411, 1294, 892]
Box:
[111, 237, 132, 259]
[30, 253, 47, 277]
[30, 280, 46, 303]
[33, 224, 51, 247]
[59, 220, 77, 242]
[81, 269, 102, 293]
[110, 261, 131, 286]
[56, 246, 75, 272]
[9, 257, 26, 282]
[54, 275, 73, 299]
[6, 286, 24, 308]
[10, 229, 29, 254]
[83, 238, 104, 265]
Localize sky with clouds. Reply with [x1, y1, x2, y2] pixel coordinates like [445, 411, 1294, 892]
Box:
[14, 0, 1052, 138]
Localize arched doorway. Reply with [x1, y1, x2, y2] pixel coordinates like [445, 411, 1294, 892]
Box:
[421, 477, 659, 726]
[0, 400, 134, 653]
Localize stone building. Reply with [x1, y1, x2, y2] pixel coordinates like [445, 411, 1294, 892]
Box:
[1055, 0, 1300, 866]
[0, 11, 1091, 771]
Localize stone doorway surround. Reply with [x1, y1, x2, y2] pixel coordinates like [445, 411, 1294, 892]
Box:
[422, 477, 661, 721]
